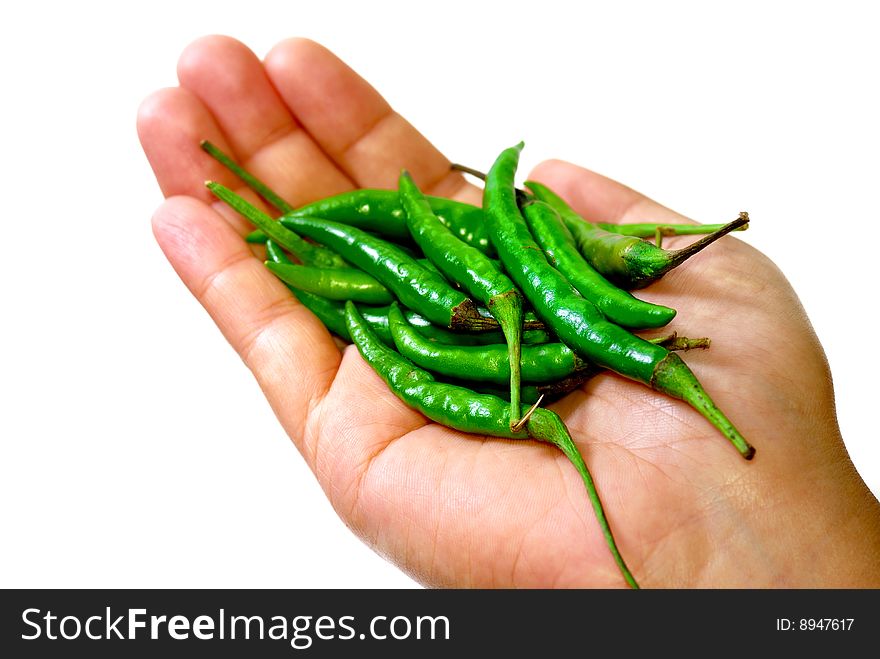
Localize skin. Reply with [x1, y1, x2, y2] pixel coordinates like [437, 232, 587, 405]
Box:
[138, 35, 880, 587]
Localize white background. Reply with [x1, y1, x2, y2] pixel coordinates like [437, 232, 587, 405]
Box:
[1, 0, 878, 588]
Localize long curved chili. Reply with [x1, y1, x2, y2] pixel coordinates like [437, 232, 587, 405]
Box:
[399, 170, 525, 429]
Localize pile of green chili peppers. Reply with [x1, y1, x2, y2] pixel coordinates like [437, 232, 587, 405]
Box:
[203, 139, 752, 590]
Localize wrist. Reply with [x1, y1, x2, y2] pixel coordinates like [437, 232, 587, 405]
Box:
[685, 439, 880, 588]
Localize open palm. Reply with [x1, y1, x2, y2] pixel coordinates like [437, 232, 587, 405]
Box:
[138, 36, 879, 588]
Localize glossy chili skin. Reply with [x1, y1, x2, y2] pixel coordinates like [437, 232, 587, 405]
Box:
[400, 171, 514, 304]
[484, 144, 754, 460]
[520, 198, 677, 329]
[345, 300, 638, 588]
[265, 262, 393, 305]
[275, 214, 496, 330]
[388, 303, 584, 385]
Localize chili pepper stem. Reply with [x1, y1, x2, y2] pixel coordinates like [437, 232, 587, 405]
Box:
[450, 301, 502, 331]
[512, 394, 544, 434]
[488, 291, 524, 430]
[663, 212, 750, 270]
[600, 222, 748, 238]
[450, 162, 488, 181]
[649, 332, 711, 351]
[527, 410, 639, 589]
[621, 212, 750, 289]
[201, 140, 295, 214]
[651, 353, 755, 460]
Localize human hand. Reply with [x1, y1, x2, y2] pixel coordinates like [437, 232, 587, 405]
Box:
[138, 36, 880, 588]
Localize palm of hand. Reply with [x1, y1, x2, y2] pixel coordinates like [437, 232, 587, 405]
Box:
[139, 37, 845, 588]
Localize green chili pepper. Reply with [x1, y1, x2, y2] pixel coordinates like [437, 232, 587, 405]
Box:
[261, 212, 497, 331]
[524, 180, 749, 289]
[485, 143, 754, 460]
[207, 181, 348, 269]
[345, 300, 638, 589]
[398, 170, 526, 430]
[388, 302, 582, 385]
[519, 196, 677, 329]
[264, 262, 393, 305]
[243, 191, 494, 255]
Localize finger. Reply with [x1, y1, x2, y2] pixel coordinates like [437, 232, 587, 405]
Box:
[264, 38, 481, 205]
[152, 195, 341, 466]
[138, 87, 278, 237]
[528, 159, 698, 226]
[177, 35, 355, 206]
